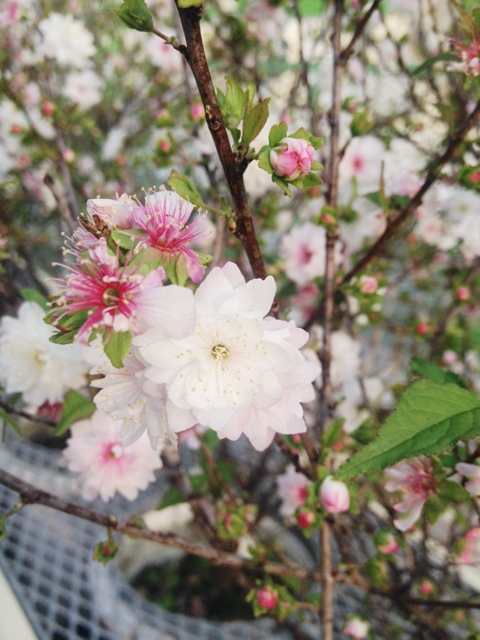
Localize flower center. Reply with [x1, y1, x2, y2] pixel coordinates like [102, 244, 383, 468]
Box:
[109, 444, 123, 459]
[103, 286, 121, 307]
[211, 344, 230, 362]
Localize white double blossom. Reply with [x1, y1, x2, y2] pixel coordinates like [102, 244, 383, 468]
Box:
[140, 263, 320, 450]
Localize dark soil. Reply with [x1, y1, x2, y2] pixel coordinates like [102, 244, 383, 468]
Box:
[131, 555, 253, 621]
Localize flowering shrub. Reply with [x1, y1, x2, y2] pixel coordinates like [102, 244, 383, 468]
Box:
[3, 0, 480, 637]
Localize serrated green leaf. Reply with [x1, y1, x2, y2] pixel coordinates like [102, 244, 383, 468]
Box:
[308, 135, 323, 151]
[56, 309, 89, 333]
[55, 390, 96, 436]
[112, 0, 153, 32]
[272, 173, 292, 196]
[242, 98, 270, 147]
[311, 160, 323, 171]
[410, 357, 464, 386]
[258, 149, 273, 174]
[20, 288, 48, 311]
[111, 229, 136, 250]
[104, 330, 132, 369]
[164, 253, 190, 286]
[167, 170, 205, 208]
[0, 408, 21, 436]
[221, 77, 245, 130]
[336, 379, 480, 480]
[269, 122, 288, 148]
[49, 330, 75, 345]
[412, 53, 460, 75]
[302, 172, 323, 188]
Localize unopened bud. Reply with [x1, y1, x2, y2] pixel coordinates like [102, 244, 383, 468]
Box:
[320, 476, 350, 514]
[297, 510, 315, 528]
[456, 286, 471, 301]
[256, 587, 278, 610]
[359, 275, 378, 294]
[270, 138, 314, 181]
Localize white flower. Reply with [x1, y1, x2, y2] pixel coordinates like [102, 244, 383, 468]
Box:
[38, 13, 96, 68]
[276, 465, 311, 517]
[281, 223, 341, 286]
[144, 34, 183, 72]
[0, 301, 88, 406]
[63, 411, 162, 501]
[141, 263, 320, 442]
[339, 135, 385, 195]
[64, 70, 103, 110]
[102, 127, 127, 160]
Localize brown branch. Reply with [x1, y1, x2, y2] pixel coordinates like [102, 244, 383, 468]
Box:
[343, 99, 480, 284]
[0, 399, 56, 427]
[321, 521, 334, 640]
[0, 467, 321, 582]
[339, 0, 382, 64]
[174, 3, 266, 279]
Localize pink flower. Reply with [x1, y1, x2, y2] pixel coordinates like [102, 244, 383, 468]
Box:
[256, 587, 278, 610]
[130, 188, 210, 283]
[460, 527, 480, 565]
[385, 457, 436, 532]
[276, 465, 311, 517]
[191, 103, 205, 121]
[270, 138, 314, 181]
[448, 24, 480, 77]
[343, 617, 369, 639]
[320, 476, 350, 514]
[55, 237, 185, 338]
[86, 194, 136, 229]
[442, 350, 457, 365]
[63, 410, 162, 501]
[42, 101, 54, 116]
[378, 533, 400, 555]
[297, 510, 315, 528]
[359, 275, 378, 294]
[455, 462, 480, 495]
[419, 580, 434, 595]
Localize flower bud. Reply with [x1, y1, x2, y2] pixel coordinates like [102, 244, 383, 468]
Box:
[378, 533, 400, 555]
[63, 149, 75, 163]
[256, 587, 278, 610]
[456, 286, 471, 301]
[42, 102, 54, 117]
[443, 350, 457, 365]
[191, 103, 205, 122]
[113, 0, 154, 32]
[297, 510, 315, 528]
[416, 322, 429, 335]
[343, 617, 370, 639]
[419, 580, 434, 595]
[359, 275, 378, 294]
[320, 476, 350, 514]
[270, 138, 314, 181]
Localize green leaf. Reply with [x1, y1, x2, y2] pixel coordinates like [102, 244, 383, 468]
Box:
[56, 309, 89, 333]
[412, 53, 459, 75]
[242, 98, 270, 147]
[112, 0, 153, 32]
[93, 537, 119, 564]
[104, 330, 132, 369]
[0, 408, 21, 436]
[197, 252, 213, 266]
[55, 390, 96, 436]
[49, 330, 75, 345]
[167, 170, 206, 208]
[157, 486, 184, 510]
[20, 288, 48, 311]
[336, 379, 480, 480]
[289, 127, 311, 142]
[272, 174, 292, 196]
[424, 494, 445, 525]
[164, 253, 190, 286]
[258, 149, 274, 174]
[244, 83, 256, 118]
[311, 160, 323, 171]
[410, 357, 464, 386]
[221, 77, 245, 130]
[302, 172, 323, 188]
[178, 0, 203, 7]
[307, 135, 323, 151]
[269, 122, 288, 148]
[111, 229, 137, 250]
[299, 0, 325, 16]
[321, 418, 345, 450]
[438, 479, 470, 501]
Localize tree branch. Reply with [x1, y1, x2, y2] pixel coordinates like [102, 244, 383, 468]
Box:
[0, 467, 321, 582]
[174, 3, 266, 279]
[0, 399, 56, 427]
[339, 0, 382, 64]
[343, 99, 480, 284]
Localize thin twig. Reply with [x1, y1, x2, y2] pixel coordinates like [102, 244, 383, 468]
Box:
[343, 99, 480, 283]
[339, 0, 382, 64]
[0, 399, 56, 427]
[0, 468, 321, 582]
[174, 3, 267, 280]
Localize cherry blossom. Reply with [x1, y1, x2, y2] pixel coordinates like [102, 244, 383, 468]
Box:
[270, 137, 314, 181]
[63, 411, 162, 501]
[275, 464, 311, 517]
[385, 457, 436, 531]
[320, 476, 350, 514]
[38, 13, 96, 68]
[455, 463, 480, 495]
[343, 617, 370, 639]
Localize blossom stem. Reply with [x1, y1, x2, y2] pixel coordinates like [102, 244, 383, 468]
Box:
[342, 99, 480, 283]
[174, 3, 267, 280]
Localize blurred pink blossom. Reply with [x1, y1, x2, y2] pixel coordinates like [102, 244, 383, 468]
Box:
[385, 457, 436, 531]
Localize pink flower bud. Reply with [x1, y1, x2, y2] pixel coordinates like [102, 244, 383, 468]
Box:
[159, 139, 171, 153]
[42, 101, 54, 117]
[320, 476, 350, 514]
[416, 322, 429, 335]
[309, 186, 320, 197]
[378, 533, 400, 555]
[419, 580, 433, 595]
[471, 170, 480, 183]
[442, 350, 457, 365]
[343, 617, 369, 638]
[291, 433, 301, 443]
[63, 149, 75, 163]
[10, 124, 21, 134]
[359, 275, 378, 294]
[297, 510, 315, 528]
[455, 286, 471, 301]
[321, 213, 336, 225]
[270, 137, 314, 181]
[257, 587, 278, 610]
[191, 103, 205, 121]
